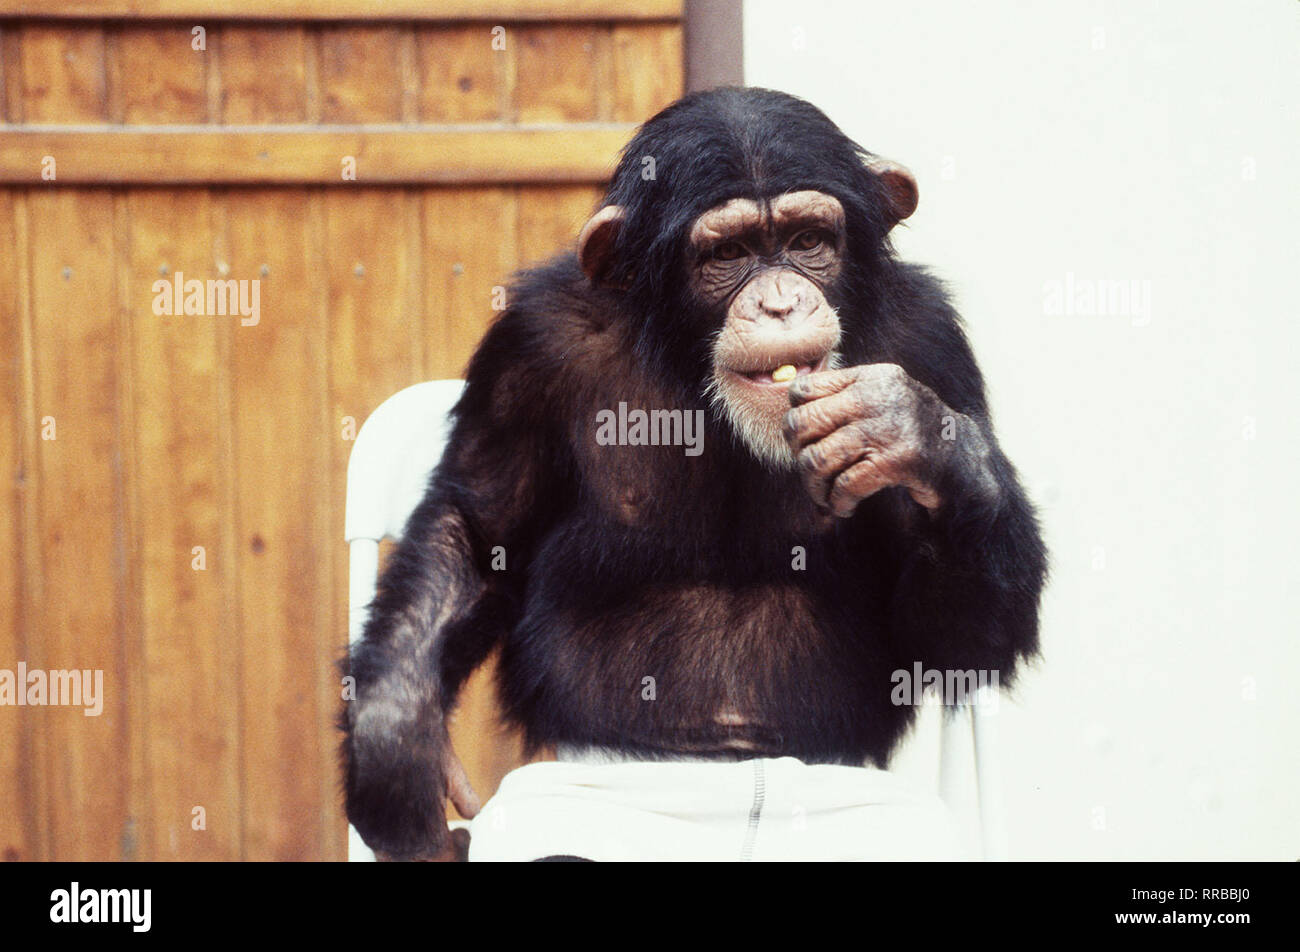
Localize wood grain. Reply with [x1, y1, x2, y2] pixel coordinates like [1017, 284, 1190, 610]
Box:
[415, 25, 501, 124]
[26, 190, 129, 860]
[515, 183, 604, 268]
[423, 186, 517, 381]
[218, 26, 309, 124]
[117, 26, 207, 124]
[226, 188, 332, 860]
[318, 26, 404, 123]
[125, 188, 241, 860]
[612, 23, 685, 121]
[18, 26, 106, 123]
[0, 189, 30, 862]
[515, 26, 602, 123]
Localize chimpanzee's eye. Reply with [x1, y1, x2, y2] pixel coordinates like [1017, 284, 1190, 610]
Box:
[713, 241, 749, 261]
[791, 230, 825, 251]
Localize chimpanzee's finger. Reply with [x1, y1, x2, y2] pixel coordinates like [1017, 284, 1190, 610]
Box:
[786, 386, 867, 450]
[786, 366, 860, 406]
[795, 423, 876, 508]
[828, 458, 895, 518]
[784, 380, 904, 451]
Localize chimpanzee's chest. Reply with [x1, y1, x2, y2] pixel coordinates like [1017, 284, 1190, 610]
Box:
[501, 507, 903, 760]
[491, 427, 908, 760]
[516, 490, 892, 666]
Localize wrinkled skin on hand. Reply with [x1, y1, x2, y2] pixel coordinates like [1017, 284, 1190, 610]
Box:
[783, 363, 987, 517]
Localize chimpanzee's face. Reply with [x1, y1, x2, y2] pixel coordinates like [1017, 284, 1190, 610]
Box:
[691, 190, 846, 467]
[579, 155, 915, 469]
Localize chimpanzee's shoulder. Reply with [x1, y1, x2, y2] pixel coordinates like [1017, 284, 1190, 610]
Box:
[510, 252, 619, 339]
[874, 260, 988, 418]
[888, 261, 960, 318]
[474, 253, 630, 376]
[455, 253, 629, 423]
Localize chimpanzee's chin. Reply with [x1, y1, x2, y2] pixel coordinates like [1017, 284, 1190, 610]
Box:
[708, 372, 798, 470]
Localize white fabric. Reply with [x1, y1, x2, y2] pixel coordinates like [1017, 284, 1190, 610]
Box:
[469, 753, 967, 862]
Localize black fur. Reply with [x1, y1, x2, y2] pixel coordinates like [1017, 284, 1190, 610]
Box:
[341, 87, 1047, 859]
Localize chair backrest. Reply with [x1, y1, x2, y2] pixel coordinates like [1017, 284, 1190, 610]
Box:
[345, 378, 1003, 861]
[345, 379, 466, 641]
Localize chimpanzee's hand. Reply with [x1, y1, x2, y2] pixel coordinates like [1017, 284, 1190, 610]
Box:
[346, 717, 481, 862]
[784, 363, 968, 517]
[377, 739, 479, 862]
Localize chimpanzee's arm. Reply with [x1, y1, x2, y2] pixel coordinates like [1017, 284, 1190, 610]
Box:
[884, 413, 1046, 679]
[343, 493, 490, 860]
[785, 274, 1046, 680]
[342, 304, 561, 861]
[882, 288, 1047, 678]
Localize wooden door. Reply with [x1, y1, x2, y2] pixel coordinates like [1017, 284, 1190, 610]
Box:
[0, 0, 683, 861]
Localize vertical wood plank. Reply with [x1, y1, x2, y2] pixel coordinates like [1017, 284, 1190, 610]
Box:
[422, 187, 517, 381]
[0, 26, 14, 123]
[117, 26, 206, 124]
[0, 188, 31, 861]
[414, 24, 501, 123]
[109, 187, 147, 862]
[303, 26, 338, 856]
[398, 27, 418, 123]
[514, 25, 600, 123]
[26, 190, 127, 860]
[317, 25, 404, 123]
[225, 188, 331, 860]
[19, 26, 107, 123]
[326, 190, 419, 417]
[515, 184, 602, 269]
[497, 22, 518, 122]
[219, 26, 308, 123]
[20, 16, 118, 864]
[611, 24, 684, 121]
[12, 190, 47, 860]
[117, 13, 236, 861]
[309, 190, 346, 861]
[125, 188, 240, 860]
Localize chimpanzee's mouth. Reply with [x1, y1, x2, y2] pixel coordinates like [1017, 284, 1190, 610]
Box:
[731, 353, 831, 387]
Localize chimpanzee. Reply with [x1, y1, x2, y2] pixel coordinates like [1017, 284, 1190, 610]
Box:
[342, 86, 1046, 861]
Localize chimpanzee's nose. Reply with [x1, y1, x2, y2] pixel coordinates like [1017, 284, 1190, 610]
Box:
[759, 274, 800, 318]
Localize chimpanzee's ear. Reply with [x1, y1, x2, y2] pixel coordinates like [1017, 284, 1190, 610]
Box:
[577, 205, 627, 287]
[863, 156, 919, 225]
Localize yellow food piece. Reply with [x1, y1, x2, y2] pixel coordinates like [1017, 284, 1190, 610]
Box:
[772, 364, 797, 382]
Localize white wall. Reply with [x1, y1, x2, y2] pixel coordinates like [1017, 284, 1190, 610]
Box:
[745, 0, 1300, 860]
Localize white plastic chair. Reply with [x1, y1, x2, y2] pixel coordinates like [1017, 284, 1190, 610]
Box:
[940, 688, 1006, 861]
[346, 379, 1005, 861]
